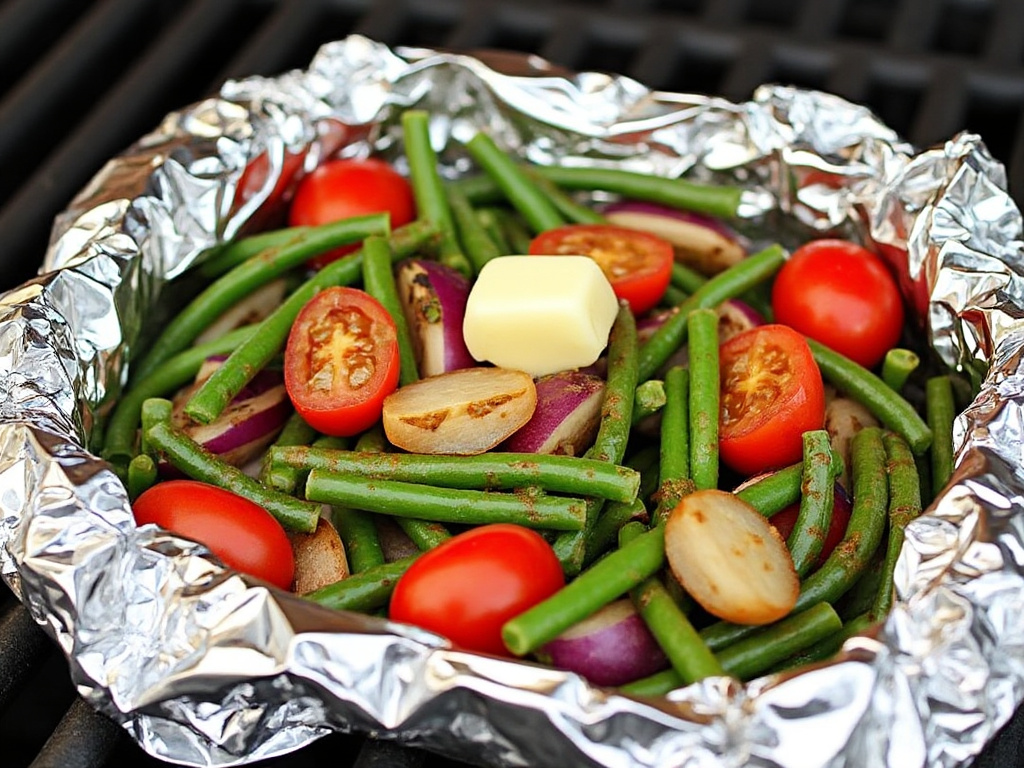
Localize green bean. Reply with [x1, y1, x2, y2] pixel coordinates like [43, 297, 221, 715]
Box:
[653, 366, 692, 524]
[497, 208, 534, 253]
[794, 427, 889, 613]
[806, 338, 932, 455]
[631, 379, 666, 426]
[583, 497, 647, 567]
[141, 399, 321, 533]
[361, 234, 419, 386]
[401, 110, 471, 275]
[304, 471, 587, 531]
[447, 183, 502, 273]
[628, 444, 663, 505]
[475, 208, 511, 255]
[304, 554, 420, 613]
[394, 518, 452, 551]
[687, 308, 720, 491]
[661, 285, 689, 307]
[619, 522, 723, 683]
[881, 348, 920, 394]
[133, 213, 390, 382]
[463, 132, 565, 233]
[523, 167, 606, 225]
[258, 411, 317, 494]
[638, 244, 786, 382]
[102, 323, 260, 472]
[774, 613, 875, 671]
[127, 454, 157, 500]
[139, 398, 172, 458]
[787, 430, 837, 578]
[733, 463, 803, 516]
[198, 225, 311, 279]
[926, 375, 956, 497]
[268, 447, 640, 503]
[332, 507, 386, 574]
[184, 221, 439, 425]
[502, 525, 666, 656]
[670, 262, 709, 294]
[872, 432, 922, 619]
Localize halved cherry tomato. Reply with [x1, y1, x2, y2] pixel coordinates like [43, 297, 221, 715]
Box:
[288, 158, 416, 268]
[719, 324, 826, 476]
[528, 224, 673, 314]
[132, 480, 295, 590]
[768, 483, 853, 570]
[284, 286, 400, 436]
[389, 524, 564, 657]
[771, 239, 904, 369]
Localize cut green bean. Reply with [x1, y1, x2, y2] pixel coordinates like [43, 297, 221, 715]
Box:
[305, 554, 420, 612]
[631, 379, 666, 425]
[133, 213, 390, 382]
[661, 285, 688, 307]
[127, 454, 158, 500]
[401, 110, 471, 275]
[362, 234, 419, 386]
[806, 337, 932, 455]
[583, 497, 647, 566]
[447, 183, 502, 273]
[619, 522, 723, 683]
[496, 209, 534, 253]
[259, 410, 317, 493]
[304, 471, 587, 531]
[881, 348, 920, 394]
[638, 244, 786, 382]
[794, 427, 889, 613]
[687, 308, 720, 491]
[670, 262, 709, 294]
[463, 132, 565, 233]
[787, 429, 837, 578]
[475, 208, 511, 255]
[332, 507, 386, 574]
[183, 221, 438, 425]
[502, 525, 666, 656]
[872, 432, 922, 619]
[926, 374, 955, 497]
[198, 225, 312, 279]
[102, 323, 260, 472]
[139, 398, 172, 458]
[774, 613, 875, 671]
[142, 399, 321, 533]
[394, 518, 452, 551]
[523, 167, 607, 225]
[654, 366, 692, 524]
[733, 462, 803, 517]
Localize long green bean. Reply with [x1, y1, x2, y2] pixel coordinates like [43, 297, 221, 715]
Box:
[687, 308, 720, 491]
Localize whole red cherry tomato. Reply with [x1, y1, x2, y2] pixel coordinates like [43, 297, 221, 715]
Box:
[284, 286, 400, 436]
[771, 239, 904, 369]
[389, 524, 564, 657]
[132, 480, 294, 590]
[719, 324, 826, 476]
[528, 224, 673, 314]
[289, 158, 416, 268]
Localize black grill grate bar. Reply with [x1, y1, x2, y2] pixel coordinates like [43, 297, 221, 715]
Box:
[27, 698, 122, 768]
[984, 0, 1024, 67]
[0, 602, 52, 712]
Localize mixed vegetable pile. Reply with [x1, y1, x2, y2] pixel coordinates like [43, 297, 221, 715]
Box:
[98, 108, 960, 693]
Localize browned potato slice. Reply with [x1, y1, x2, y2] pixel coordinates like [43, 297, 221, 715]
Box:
[382, 367, 537, 455]
[290, 517, 349, 595]
[664, 489, 798, 625]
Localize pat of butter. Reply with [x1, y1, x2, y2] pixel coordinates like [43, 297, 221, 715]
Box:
[462, 255, 619, 377]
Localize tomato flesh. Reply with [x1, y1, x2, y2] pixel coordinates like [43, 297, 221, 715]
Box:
[288, 158, 416, 268]
[719, 324, 826, 476]
[528, 224, 673, 314]
[132, 480, 295, 590]
[389, 524, 564, 656]
[771, 239, 904, 368]
[284, 287, 400, 436]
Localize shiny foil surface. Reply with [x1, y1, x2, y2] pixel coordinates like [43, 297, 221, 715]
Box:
[1, 35, 1023, 768]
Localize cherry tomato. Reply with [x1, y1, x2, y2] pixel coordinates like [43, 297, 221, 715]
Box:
[389, 524, 564, 656]
[284, 287, 400, 436]
[528, 224, 673, 314]
[771, 239, 904, 369]
[768, 483, 853, 570]
[132, 480, 294, 590]
[288, 158, 416, 268]
[719, 324, 826, 476]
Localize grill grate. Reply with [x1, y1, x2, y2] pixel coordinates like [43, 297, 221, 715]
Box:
[2, 0, 1024, 765]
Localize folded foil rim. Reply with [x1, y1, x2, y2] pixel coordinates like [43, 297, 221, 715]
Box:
[1, 35, 1023, 768]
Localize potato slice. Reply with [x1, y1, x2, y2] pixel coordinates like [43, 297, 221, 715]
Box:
[290, 517, 349, 595]
[825, 396, 879, 490]
[382, 367, 537, 455]
[664, 489, 798, 625]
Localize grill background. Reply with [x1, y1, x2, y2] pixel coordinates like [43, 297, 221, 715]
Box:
[2, 0, 1024, 766]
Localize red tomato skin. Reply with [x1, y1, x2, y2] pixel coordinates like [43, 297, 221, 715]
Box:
[288, 158, 416, 268]
[771, 239, 904, 369]
[285, 287, 400, 437]
[132, 480, 295, 590]
[389, 524, 564, 657]
[528, 224, 673, 314]
[719, 324, 826, 476]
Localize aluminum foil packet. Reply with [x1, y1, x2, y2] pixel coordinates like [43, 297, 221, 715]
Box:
[1, 34, 1023, 768]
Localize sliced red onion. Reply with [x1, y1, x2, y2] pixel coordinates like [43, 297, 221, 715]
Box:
[502, 371, 604, 456]
[396, 258, 475, 377]
[604, 200, 746, 275]
[194, 278, 288, 345]
[172, 361, 291, 467]
[539, 599, 668, 687]
[717, 299, 764, 343]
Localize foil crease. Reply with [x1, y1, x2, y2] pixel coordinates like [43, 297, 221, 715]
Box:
[1, 34, 1023, 767]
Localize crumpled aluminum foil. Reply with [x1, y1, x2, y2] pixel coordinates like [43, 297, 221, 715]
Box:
[2, 34, 1023, 768]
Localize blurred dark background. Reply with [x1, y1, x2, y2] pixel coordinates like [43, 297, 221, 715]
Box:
[2, 0, 1024, 766]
